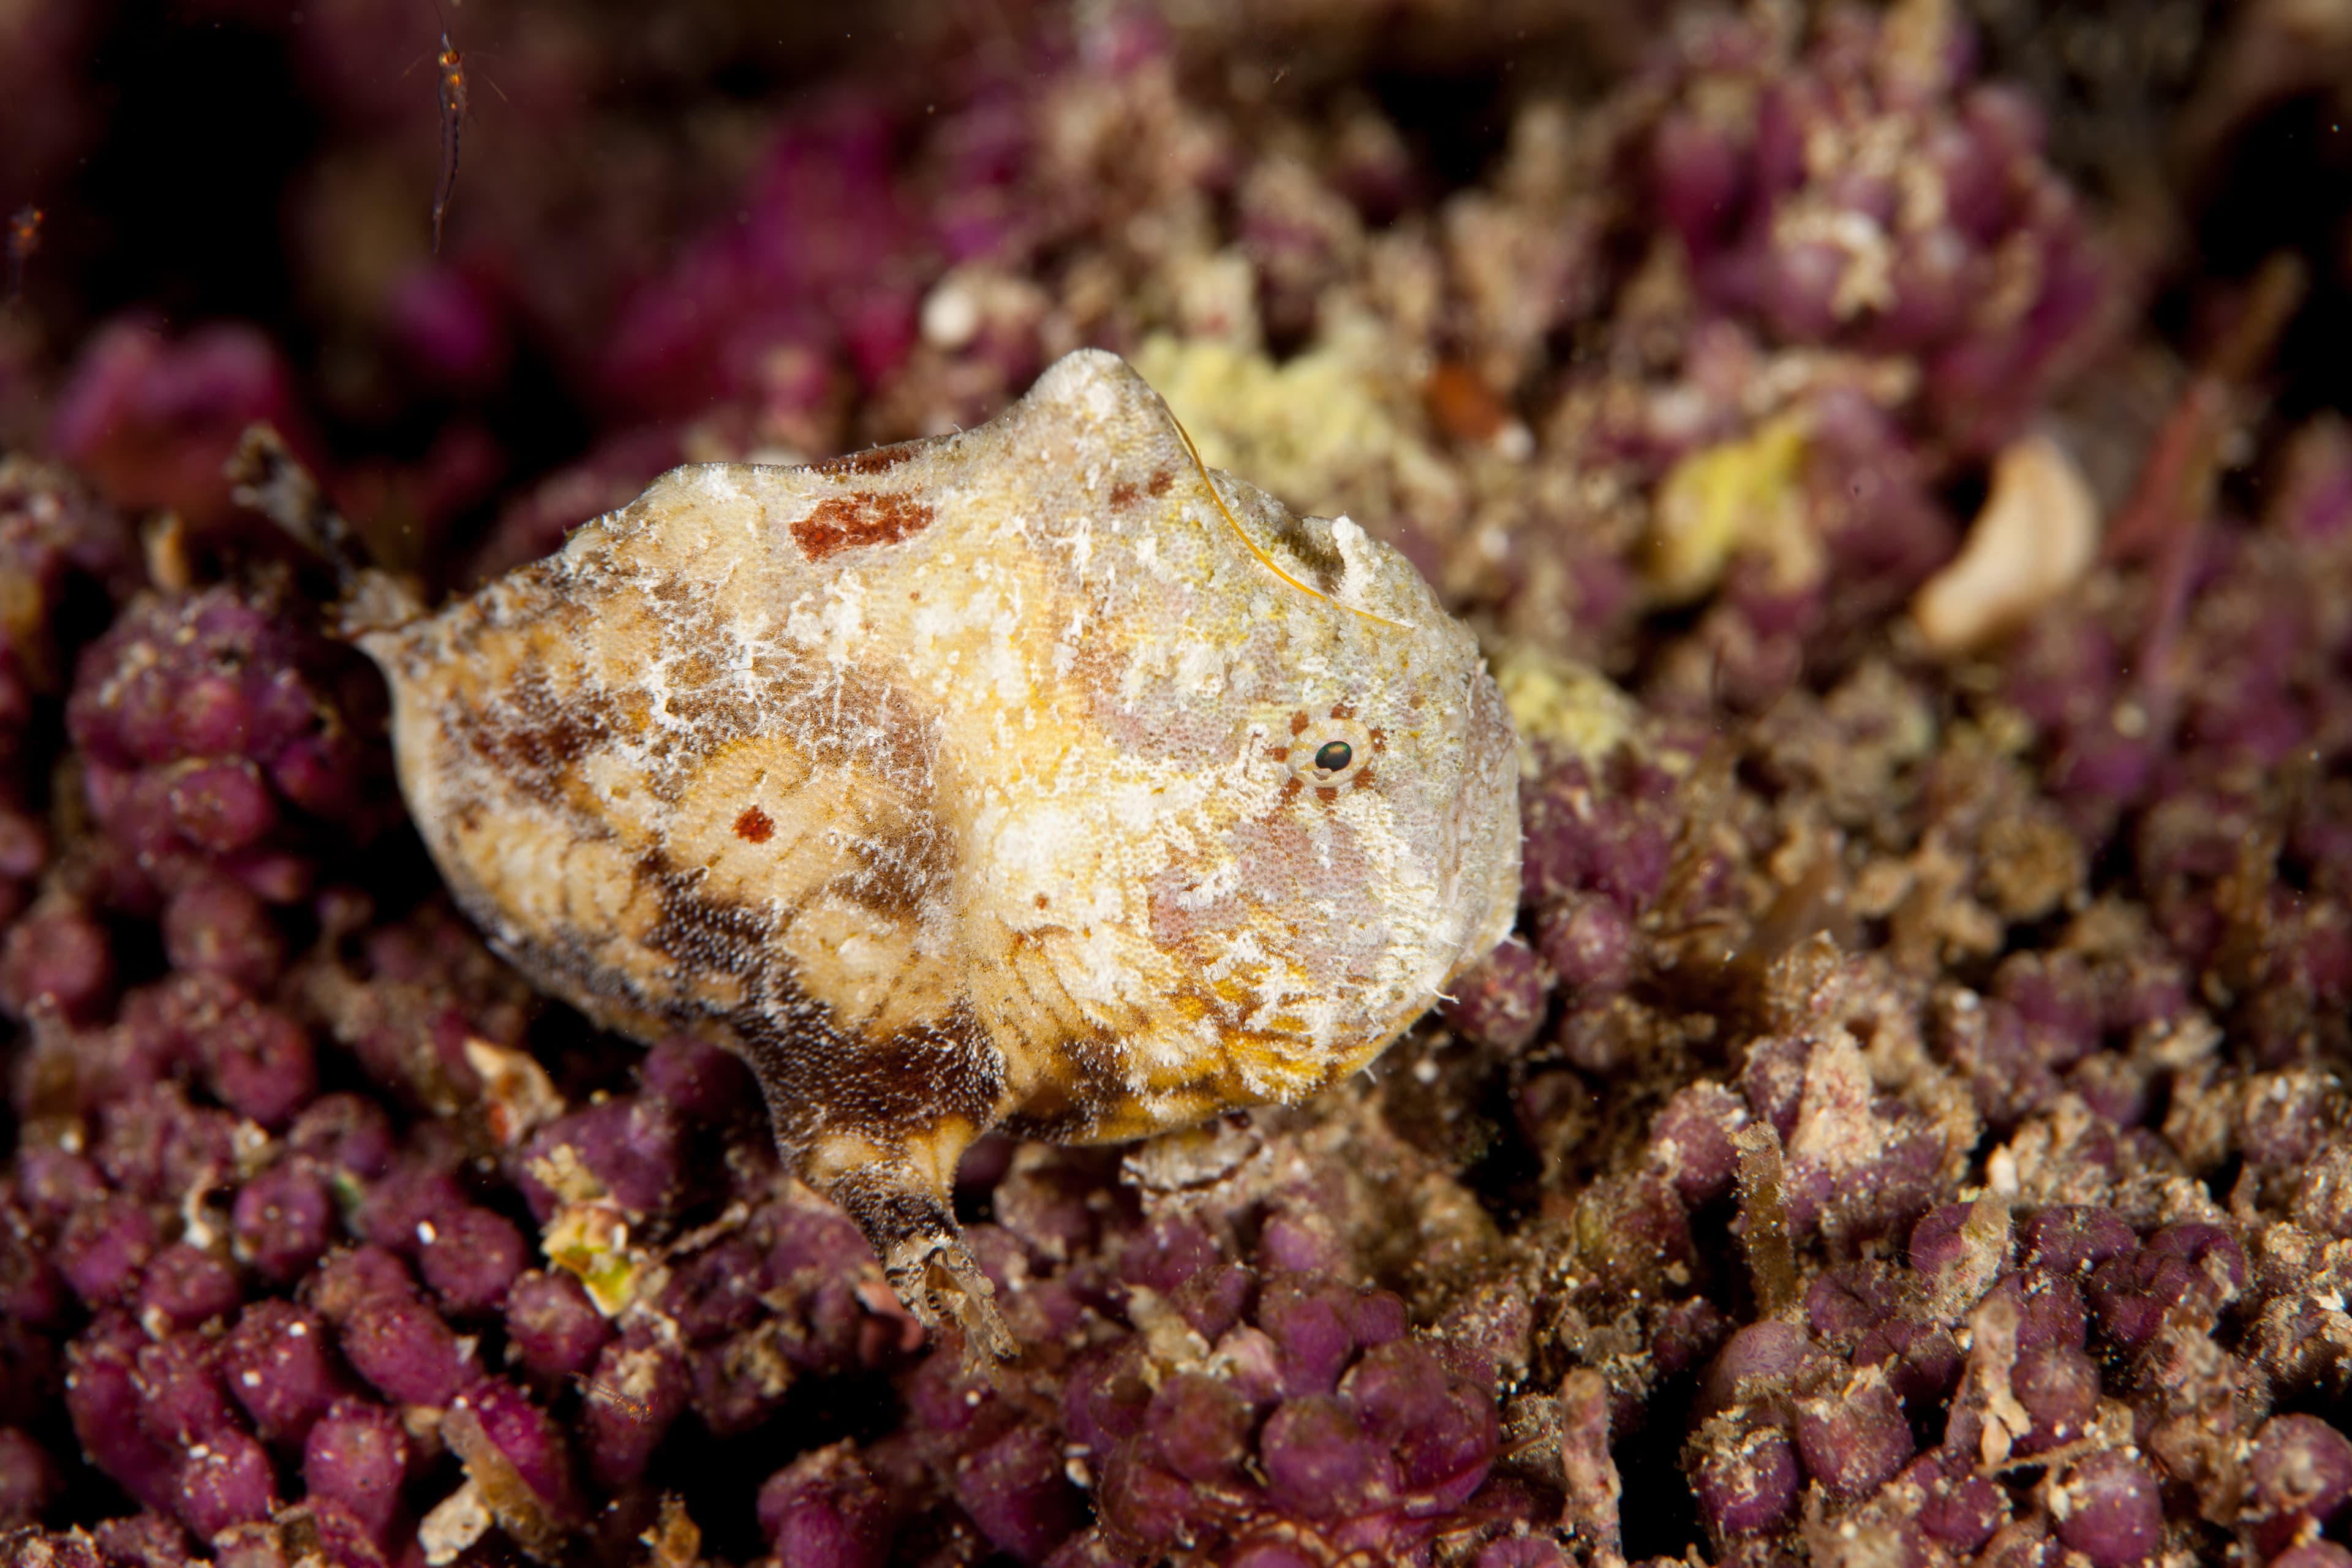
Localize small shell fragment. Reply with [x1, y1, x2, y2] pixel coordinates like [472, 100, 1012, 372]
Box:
[1912, 432, 2100, 655]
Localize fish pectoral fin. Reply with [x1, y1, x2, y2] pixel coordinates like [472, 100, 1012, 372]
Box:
[827, 1161, 1017, 1368]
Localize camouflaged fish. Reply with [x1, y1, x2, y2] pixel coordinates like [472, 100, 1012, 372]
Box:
[355, 349, 1521, 1354]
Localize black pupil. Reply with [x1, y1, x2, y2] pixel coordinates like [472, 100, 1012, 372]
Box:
[1314, 740, 1353, 772]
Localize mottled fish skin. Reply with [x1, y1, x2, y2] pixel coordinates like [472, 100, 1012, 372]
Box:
[361, 349, 1520, 1348]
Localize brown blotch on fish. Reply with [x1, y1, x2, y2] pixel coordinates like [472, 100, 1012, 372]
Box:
[646, 868, 774, 979]
[827, 1012, 1002, 1136]
[734, 807, 774, 843]
[791, 491, 935, 562]
[842, 827, 951, 918]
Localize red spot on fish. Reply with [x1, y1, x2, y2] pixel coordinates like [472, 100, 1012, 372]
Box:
[792, 491, 934, 562]
[813, 440, 925, 477]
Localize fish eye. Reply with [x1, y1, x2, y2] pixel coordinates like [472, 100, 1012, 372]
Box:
[1287, 714, 1373, 790]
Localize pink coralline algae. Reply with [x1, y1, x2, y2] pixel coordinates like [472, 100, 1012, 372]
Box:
[64, 578, 394, 917]
[1651, 12, 2108, 447]
[47, 323, 308, 532]
[1084, 1278, 1502, 1562]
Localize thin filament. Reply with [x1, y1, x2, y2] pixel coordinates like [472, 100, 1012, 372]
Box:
[1166, 407, 1404, 632]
